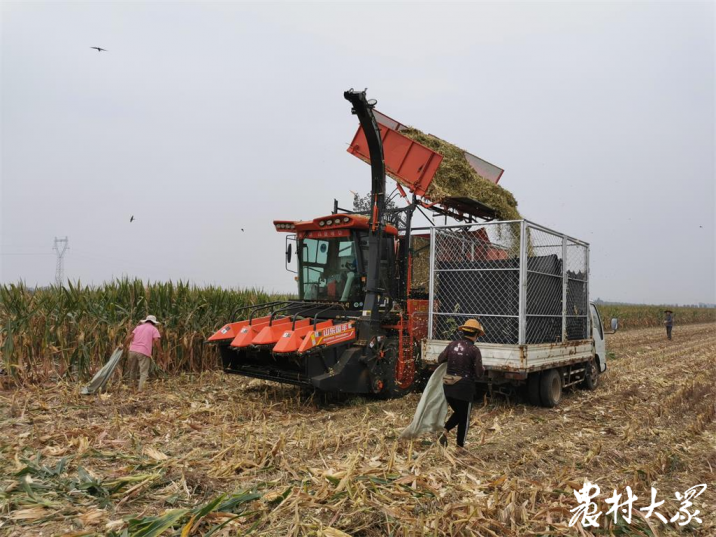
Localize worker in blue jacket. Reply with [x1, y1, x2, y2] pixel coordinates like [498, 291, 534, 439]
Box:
[664, 310, 674, 340]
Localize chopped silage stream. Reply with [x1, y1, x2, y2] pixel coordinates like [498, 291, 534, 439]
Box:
[1, 323, 715, 536]
[399, 128, 520, 222]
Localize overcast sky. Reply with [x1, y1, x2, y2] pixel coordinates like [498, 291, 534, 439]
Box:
[2, 1, 714, 305]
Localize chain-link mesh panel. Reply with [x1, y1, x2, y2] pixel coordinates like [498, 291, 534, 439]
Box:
[428, 221, 590, 345]
[410, 235, 431, 297]
[525, 226, 564, 344]
[566, 239, 588, 340]
[430, 222, 521, 344]
[566, 240, 587, 276]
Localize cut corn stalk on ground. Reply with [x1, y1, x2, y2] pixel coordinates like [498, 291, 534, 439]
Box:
[1, 323, 714, 536]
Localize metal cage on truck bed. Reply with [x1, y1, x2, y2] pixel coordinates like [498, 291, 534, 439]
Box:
[424, 220, 590, 352]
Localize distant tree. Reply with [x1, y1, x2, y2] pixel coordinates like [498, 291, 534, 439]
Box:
[352, 191, 402, 227]
[352, 192, 398, 213]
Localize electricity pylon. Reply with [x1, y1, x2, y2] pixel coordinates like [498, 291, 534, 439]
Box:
[53, 237, 69, 287]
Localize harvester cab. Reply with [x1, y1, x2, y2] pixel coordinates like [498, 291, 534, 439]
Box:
[207, 89, 502, 397]
[275, 214, 398, 308]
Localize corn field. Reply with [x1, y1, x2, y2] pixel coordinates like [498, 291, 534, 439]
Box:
[596, 304, 715, 329]
[2, 280, 713, 385]
[0, 279, 288, 384]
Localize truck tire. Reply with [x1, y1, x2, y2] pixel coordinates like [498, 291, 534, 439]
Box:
[581, 357, 599, 391]
[539, 369, 562, 408]
[527, 372, 542, 406]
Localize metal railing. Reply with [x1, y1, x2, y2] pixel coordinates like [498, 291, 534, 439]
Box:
[426, 220, 589, 345]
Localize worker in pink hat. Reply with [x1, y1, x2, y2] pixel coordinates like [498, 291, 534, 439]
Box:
[124, 315, 161, 391]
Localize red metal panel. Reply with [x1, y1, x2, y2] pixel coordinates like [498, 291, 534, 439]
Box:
[407, 299, 429, 342]
[348, 124, 443, 198]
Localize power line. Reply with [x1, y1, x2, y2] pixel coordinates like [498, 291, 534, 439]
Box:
[0, 253, 54, 256]
[53, 237, 69, 287]
[71, 250, 209, 284]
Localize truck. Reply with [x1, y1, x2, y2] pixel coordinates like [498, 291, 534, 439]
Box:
[420, 219, 617, 407]
[207, 89, 616, 407]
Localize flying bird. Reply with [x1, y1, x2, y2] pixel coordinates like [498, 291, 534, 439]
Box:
[90, 47, 107, 52]
[241, 228, 244, 232]
[130, 215, 135, 223]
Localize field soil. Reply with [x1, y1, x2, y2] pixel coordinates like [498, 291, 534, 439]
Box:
[1, 323, 714, 536]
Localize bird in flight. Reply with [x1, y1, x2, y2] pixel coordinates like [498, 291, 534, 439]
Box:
[90, 47, 107, 52]
[130, 215, 135, 223]
[241, 228, 244, 232]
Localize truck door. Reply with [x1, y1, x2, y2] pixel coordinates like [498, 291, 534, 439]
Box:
[590, 303, 606, 372]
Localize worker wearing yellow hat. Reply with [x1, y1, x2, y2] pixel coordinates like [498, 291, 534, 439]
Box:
[437, 318, 485, 447]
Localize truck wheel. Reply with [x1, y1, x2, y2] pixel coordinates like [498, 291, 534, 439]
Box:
[539, 369, 562, 408]
[581, 358, 599, 391]
[527, 372, 541, 406]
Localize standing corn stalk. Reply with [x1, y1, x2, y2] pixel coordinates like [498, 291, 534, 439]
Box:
[0, 279, 289, 384]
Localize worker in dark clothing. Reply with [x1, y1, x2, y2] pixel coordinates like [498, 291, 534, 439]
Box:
[664, 310, 674, 340]
[437, 319, 485, 448]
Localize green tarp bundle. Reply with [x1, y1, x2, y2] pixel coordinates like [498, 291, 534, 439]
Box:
[399, 363, 448, 440]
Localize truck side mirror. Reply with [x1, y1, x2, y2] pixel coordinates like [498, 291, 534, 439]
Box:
[284, 239, 297, 274]
[610, 318, 619, 332]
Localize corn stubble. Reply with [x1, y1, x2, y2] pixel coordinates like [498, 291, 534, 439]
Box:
[1, 323, 714, 536]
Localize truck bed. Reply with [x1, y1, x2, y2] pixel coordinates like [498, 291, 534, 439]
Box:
[422, 339, 594, 373]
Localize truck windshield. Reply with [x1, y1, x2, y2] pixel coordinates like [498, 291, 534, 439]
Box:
[299, 236, 362, 303]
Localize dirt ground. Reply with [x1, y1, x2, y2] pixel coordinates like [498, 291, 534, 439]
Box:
[1, 322, 714, 536]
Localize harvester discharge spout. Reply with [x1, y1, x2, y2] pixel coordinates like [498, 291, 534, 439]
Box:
[343, 89, 386, 329]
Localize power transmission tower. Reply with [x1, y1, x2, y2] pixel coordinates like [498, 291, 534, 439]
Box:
[53, 237, 69, 287]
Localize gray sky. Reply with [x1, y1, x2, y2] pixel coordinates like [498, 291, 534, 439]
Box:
[2, 1, 714, 305]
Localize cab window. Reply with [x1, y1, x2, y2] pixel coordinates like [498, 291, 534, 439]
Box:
[299, 237, 360, 302]
[590, 304, 603, 339]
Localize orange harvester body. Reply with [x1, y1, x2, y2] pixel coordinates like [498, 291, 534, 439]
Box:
[207, 96, 507, 396]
